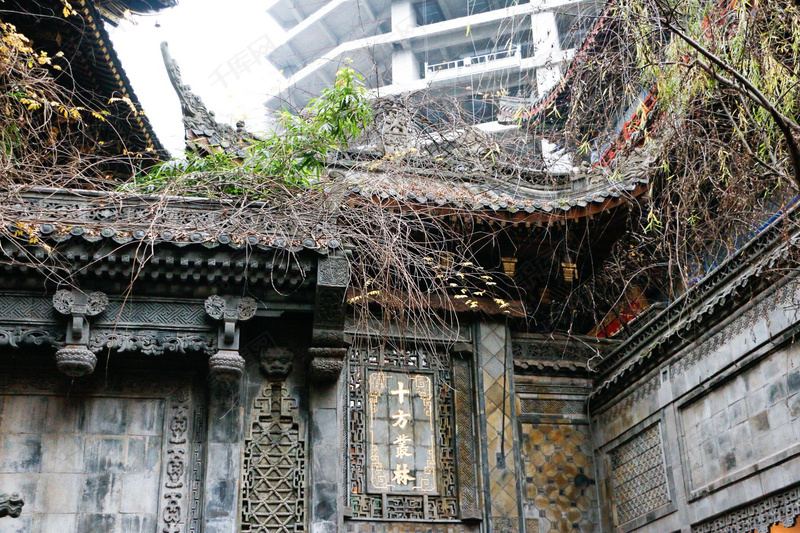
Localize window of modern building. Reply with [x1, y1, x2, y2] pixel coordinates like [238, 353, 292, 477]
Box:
[414, 0, 446, 25]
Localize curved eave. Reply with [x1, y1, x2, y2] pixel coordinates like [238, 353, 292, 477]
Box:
[76, 0, 168, 159]
[345, 179, 648, 225]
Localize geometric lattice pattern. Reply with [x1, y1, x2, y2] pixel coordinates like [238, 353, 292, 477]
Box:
[241, 383, 306, 533]
[520, 398, 585, 416]
[609, 424, 669, 525]
[346, 346, 458, 521]
[693, 485, 800, 533]
[520, 423, 597, 533]
[453, 356, 480, 518]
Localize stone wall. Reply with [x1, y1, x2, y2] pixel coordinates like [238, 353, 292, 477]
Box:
[590, 278, 800, 533]
[0, 368, 205, 533]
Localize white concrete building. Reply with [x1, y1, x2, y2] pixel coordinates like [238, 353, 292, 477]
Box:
[264, 0, 599, 126]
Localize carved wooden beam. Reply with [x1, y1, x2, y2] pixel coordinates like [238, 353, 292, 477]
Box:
[309, 253, 350, 382]
[0, 493, 23, 518]
[204, 295, 257, 381]
[52, 289, 108, 377]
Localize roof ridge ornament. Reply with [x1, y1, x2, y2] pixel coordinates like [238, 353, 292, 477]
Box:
[160, 41, 255, 157]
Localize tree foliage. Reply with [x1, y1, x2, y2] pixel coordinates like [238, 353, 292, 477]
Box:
[544, 0, 800, 303]
[129, 66, 373, 193]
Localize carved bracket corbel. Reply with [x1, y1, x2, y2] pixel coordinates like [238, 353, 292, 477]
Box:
[205, 295, 257, 381]
[309, 253, 350, 382]
[52, 289, 108, 377]
[0, 493, 23, 518]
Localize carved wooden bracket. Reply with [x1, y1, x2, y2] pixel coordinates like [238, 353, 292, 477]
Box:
[52, 289, 108, 377]
[204, 295, 257, 381]
[0, 493, 24, 518]
[310, 253, 350, 382]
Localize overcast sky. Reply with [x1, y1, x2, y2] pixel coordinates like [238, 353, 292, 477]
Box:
[108, 0, 284, 156]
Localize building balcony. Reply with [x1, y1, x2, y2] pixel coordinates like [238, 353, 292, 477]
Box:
[424, 45, 522, 81]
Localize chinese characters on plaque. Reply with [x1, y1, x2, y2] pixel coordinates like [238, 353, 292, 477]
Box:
[367, 371, 437, 493]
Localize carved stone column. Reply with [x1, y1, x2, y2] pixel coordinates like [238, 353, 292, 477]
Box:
[309, 253, 349, 382]
[0, 493, 23, 518]
[204, 295, 257, 381]
[52, 289, 108, 377]
[308, 253, 349, 533]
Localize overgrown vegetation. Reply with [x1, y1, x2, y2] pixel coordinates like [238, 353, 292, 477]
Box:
[4, 0, 799, 345]
[0, 21, 110, 188]
[534, 0, 800, 315]
[0, 22, 518, 352]
[128, 66, 373, 193]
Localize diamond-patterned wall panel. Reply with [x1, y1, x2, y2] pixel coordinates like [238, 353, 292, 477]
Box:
[520, 398, 585, 416]
[478, 323, 521, 529]
[608, 424, 669, 525]
[520, 423, 597, 533]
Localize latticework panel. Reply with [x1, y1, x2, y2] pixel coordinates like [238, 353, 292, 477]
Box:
[609, 423, 670, 525]
[241, 383, 306, 533]
[519, 398, 585, 416]
[453, 356, 480, 518]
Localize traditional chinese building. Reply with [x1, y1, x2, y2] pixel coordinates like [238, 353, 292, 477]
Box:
[2, 2, 800, 533]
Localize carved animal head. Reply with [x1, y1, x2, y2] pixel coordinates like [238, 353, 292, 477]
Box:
[259, 347, 294, 379]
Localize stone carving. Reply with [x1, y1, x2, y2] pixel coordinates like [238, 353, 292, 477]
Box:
[344, 523, 480, 533]
[0, 295, 56, 321]
[317, 255, 350, 287]
[203, 295, 226, 320]
[308, 347, 347, 383]
[52, 289, 109, 377]
[204, 296, 257, 330]
[609, 424, 670, 525]
[160, 388, 192, 533]
[98, 300, 208, 328]
[310, 254, 350, 381]
[90, 330, 217, 356]
[259, 347, 294, 379]
[596, 374, 660, 430]
[187, 404, 207, 533]
[672, 281, 795, 378]
[204, 295, 258, 381]
[0, 327, 63, 348]
[53, 290, 108, 317]
[208, 350, 246, 380]
[0, 493, 23, 518]
[237, 298, 258, 321]
[380, 106, 414, 155]
[161, 41, 254, 157]
[240, 383, 306, 532]
[693, 484, 800, 533]
[54, 346, 98, 377]
[520, 397, 585, 416]
[511, 338, 599, 362]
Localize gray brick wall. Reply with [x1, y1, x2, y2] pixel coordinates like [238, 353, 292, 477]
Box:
[0, 393, 167, 533]
[681, 341, 800, 493]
